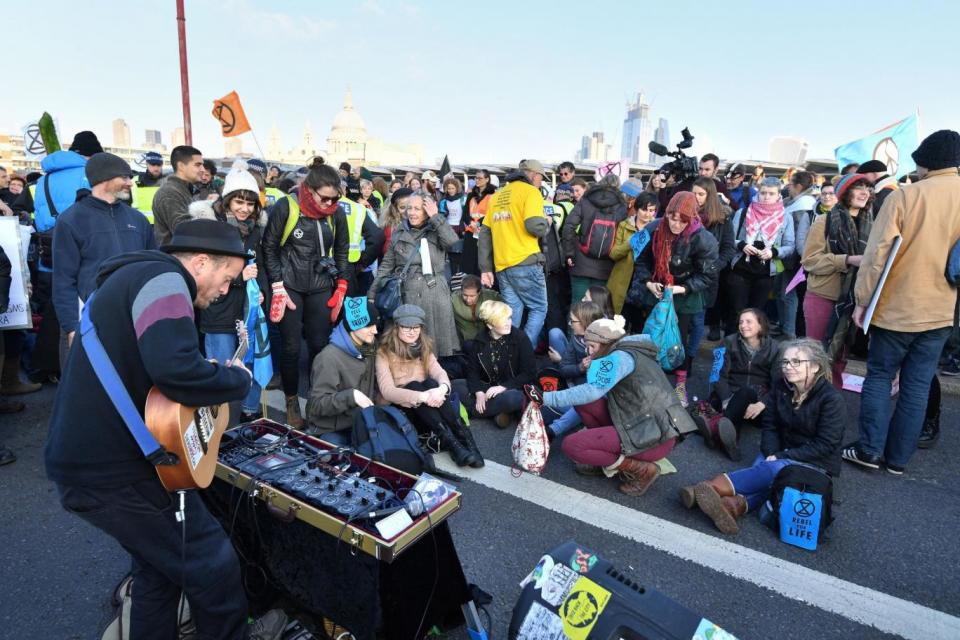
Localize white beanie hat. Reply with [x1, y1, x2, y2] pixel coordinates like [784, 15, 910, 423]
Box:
[222, 159, 260, 199]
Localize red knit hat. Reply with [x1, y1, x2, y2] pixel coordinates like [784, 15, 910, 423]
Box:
[665, 191, 699, 221]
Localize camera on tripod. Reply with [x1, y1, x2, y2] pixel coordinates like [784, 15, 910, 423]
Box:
[649, 127, 698, 182]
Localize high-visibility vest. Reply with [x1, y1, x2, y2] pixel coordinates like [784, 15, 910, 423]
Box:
[28, 184, 36, 220]
[279, 196, 336, 251]
[339, 196, 368, 264]
[131, 179, 159, 224]
[264, 187, 285, 208]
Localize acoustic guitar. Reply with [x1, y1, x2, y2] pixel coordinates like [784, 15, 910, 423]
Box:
[145, 321, 249, 491]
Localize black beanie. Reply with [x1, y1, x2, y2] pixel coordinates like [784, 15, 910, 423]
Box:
[69, 130, 104, 157]
[85, 152, 133, 186]
[911, 130, 960, 171]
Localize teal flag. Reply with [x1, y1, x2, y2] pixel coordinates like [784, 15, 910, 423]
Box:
[834, 113, 920, 179]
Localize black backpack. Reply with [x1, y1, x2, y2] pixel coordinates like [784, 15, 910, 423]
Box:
[768, 464, 834, 540]
[351, 406, 425, 474]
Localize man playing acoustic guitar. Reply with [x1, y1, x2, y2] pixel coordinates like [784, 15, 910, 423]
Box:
[46, 218, 284, 639]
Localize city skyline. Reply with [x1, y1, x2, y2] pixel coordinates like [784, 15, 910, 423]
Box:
[3, 2, 957, 167]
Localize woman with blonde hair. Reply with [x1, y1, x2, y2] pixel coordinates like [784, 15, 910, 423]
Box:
[681, 338, 844, 534]
[376, 304, 482, 467]
[464, 300, 536, 427]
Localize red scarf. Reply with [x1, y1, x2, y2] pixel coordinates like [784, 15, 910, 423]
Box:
[651, 208, 703, 286]
[298, 188, 338, 219]
[744, 199, 785, 246]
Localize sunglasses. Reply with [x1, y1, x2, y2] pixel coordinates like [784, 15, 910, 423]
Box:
[313, 191, 339, 205]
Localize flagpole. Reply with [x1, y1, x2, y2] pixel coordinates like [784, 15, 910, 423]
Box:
[175, 0, 193, 145]
[249, 130, 266, 161]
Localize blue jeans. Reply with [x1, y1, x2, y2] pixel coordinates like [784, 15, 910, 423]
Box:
[497, 264, 548, 347]
[205, 333, 261, 413]
[548, 327, 568, 358]
[685, 310, 706, 363]
[858, 326, 951, 467]
[776, 272, 799, 337]
[727, 455, 798, 511]
[546, 406, 582, 436]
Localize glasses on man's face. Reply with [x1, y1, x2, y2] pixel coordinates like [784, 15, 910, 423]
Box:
[560, 171, 573, 178]
[780, 358, 811, 369]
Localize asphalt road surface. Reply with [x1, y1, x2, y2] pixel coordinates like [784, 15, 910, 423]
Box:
[2, 369, 958, 639]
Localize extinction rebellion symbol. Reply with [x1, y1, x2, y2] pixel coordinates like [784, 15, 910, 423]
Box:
[213, 102, 237, 135]
[25, 124, 45, 155]
[794, 498, 816, 518]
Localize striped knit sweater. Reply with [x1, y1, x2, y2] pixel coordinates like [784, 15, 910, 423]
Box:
[45, 250, 250, 488]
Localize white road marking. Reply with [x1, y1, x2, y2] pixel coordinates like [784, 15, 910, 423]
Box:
[434, 456, 960, 640]
[265, 395, 960, 639]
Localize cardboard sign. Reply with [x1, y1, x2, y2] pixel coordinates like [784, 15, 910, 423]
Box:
[0, 218, 32, 330]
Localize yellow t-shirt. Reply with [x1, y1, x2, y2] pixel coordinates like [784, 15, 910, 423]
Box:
[482, 180, 544, 272]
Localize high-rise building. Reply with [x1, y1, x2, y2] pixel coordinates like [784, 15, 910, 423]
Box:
[650, 118, 671, 164]
[171, 127, 185, 148]
[267, 123, 282, 161]
[621, 92, 652, 163]
[575, 131, 612, 163]
[112, 118, 130, 147]
[144, 129, 162, 149]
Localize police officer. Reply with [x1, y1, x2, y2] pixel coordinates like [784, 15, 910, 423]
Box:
[131, 151, 164, 223]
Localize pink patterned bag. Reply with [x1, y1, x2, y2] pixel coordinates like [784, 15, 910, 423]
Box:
[511, 401, 550, 476]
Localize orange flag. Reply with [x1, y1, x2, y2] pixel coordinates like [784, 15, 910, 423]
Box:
[212, 91, 251, 137]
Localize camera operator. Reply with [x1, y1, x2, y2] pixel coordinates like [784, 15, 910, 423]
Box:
[262, 159, 350, 428]
[649, 132, 728, 212]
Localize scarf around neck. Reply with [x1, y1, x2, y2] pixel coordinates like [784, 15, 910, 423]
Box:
[826, 203, 873, 257]
[745, 199, 785, 246]
[298, 188, 337, 219]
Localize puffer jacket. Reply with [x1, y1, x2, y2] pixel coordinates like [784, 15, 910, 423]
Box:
[713, 333, 779, 402]
[562, 184, 628, 280]
[760, 378, 845, 476]
[261, 196, 349, 294]
[627, 219, 719, 315]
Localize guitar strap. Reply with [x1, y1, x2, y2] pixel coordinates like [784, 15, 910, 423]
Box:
[79, 296, 178, 466]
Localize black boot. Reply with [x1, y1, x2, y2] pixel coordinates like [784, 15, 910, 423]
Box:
[431, 420, 479, 467]
[918, 412, 940, 450]
[451, 420, 484, 468]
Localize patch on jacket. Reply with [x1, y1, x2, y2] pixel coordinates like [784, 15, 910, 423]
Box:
[587, 352, 622, 391]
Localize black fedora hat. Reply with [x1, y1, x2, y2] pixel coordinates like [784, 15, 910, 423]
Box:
[160, 219, 249, 259]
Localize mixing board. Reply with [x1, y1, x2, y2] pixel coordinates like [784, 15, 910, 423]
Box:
[218, 427, 398, 521]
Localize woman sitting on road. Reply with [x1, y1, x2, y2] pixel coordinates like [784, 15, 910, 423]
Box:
[464, 300, 536, 428]
[376, 304, 483, 468]
[681, 338, 844, 535]
[695, 308, 779, 461]
[544, 301, 606, 439]
[535, 316, 695, 496]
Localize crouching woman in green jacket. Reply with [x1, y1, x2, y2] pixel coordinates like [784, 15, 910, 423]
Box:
[533, 317, 695, 496]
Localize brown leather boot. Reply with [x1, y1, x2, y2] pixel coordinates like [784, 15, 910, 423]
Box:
[285, 395, 303, 428]
[694, 478, 745, 535]
[1, 357, 41, 395]
[616, 458, 660, 496]
[679, 485, 697, 509]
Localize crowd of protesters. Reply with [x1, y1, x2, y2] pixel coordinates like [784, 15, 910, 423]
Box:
[2, 127, 959, 539]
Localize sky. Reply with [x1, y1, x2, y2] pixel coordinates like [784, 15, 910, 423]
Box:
[5, 0, 959, 166]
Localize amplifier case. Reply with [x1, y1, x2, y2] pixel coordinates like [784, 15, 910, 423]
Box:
[213, 422, 461, 563]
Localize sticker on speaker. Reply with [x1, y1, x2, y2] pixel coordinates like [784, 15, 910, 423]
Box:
[516, 601, 564, 640]
[541, 563, 578, 607]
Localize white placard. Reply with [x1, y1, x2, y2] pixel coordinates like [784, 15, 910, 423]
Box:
[0, 218, 32, 330]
